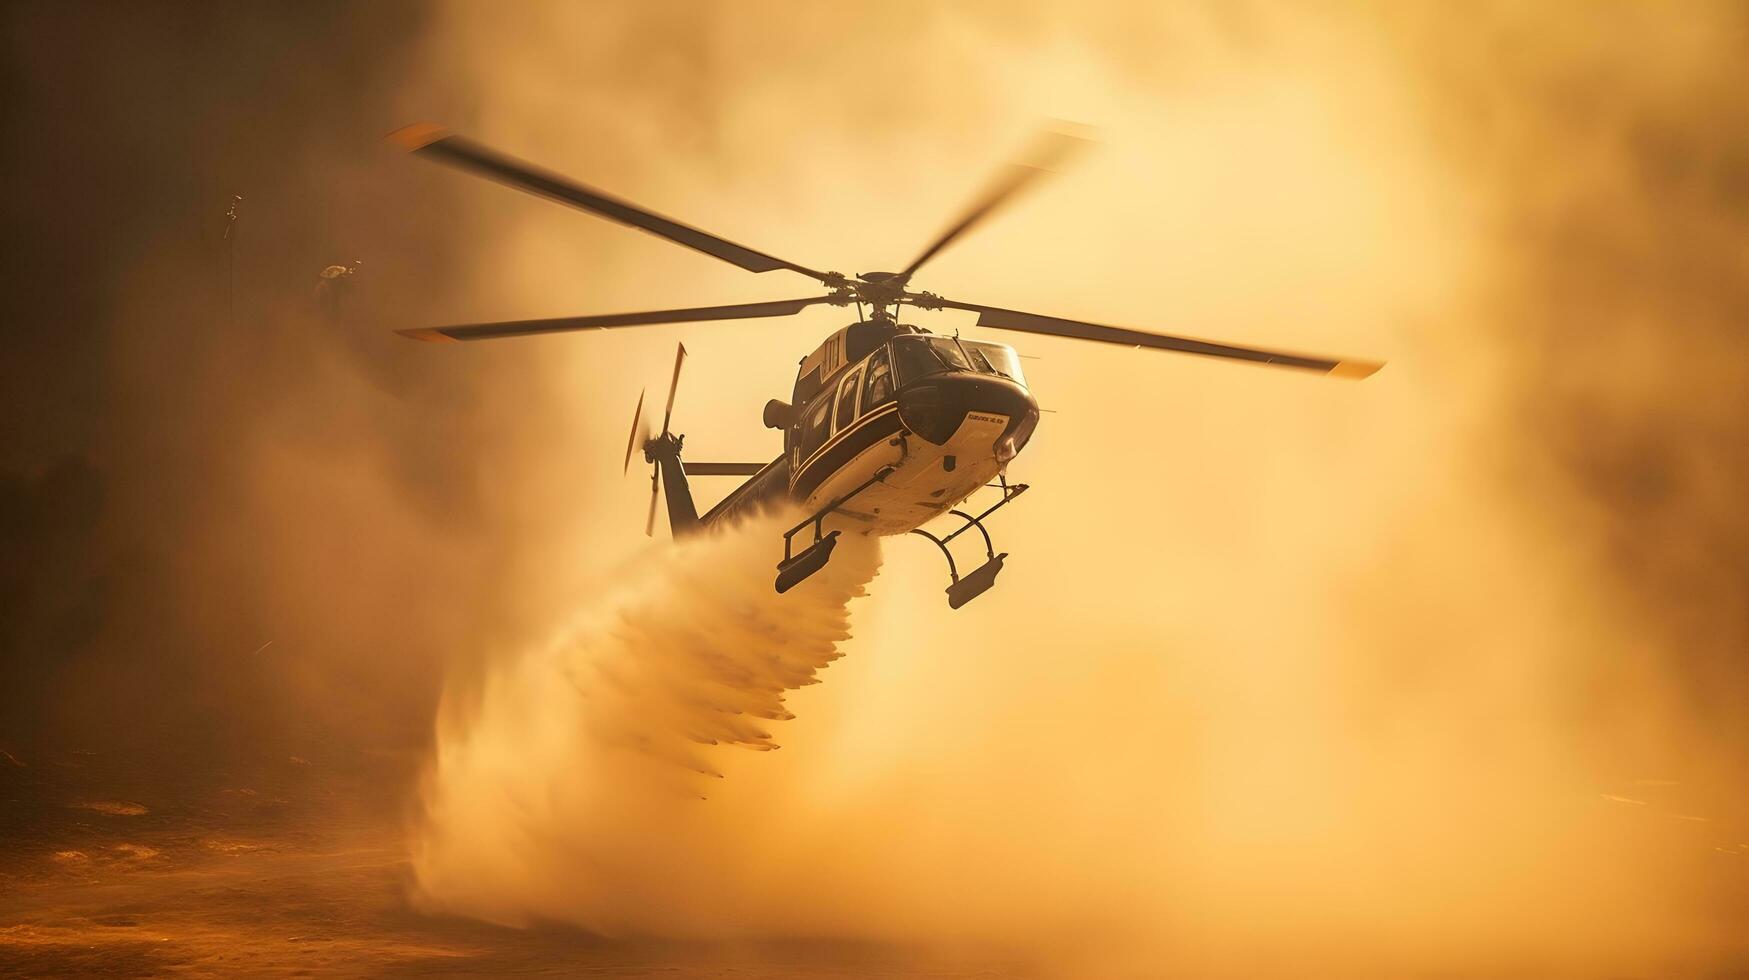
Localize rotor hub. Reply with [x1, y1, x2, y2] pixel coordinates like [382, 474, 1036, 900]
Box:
[820, 270, 921, 316]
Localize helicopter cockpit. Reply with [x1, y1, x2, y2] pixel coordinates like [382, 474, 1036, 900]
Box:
[890, 334, 1027, 388]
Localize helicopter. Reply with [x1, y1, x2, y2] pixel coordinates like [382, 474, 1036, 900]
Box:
[389, 122, 1382, 608]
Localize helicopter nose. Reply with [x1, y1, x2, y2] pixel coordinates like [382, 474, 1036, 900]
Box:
[897, 374, 1039, 455]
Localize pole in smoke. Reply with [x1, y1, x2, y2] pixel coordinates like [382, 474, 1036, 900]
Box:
[316, 259, 362, 322]
[223, 194, 241, 331]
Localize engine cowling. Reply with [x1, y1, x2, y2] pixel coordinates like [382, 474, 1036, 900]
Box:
[763, 399, 793, 430]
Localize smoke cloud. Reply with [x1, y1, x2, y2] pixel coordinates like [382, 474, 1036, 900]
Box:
[396, 3, 1749, 974]
[5, 1, 1747, 976]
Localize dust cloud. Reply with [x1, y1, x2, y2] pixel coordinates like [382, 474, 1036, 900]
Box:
[4, 1, 1746, 977]
[402, 2, 1748, 976]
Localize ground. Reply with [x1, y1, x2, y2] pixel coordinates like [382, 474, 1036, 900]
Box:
[0, 748, 1017, 979]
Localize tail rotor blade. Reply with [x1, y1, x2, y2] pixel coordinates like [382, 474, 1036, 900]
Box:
[645, 462, 661, 537]
[623, 388, 647, 474]
[660, 342, 687, 435]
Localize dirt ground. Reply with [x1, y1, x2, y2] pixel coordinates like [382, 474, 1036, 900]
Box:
[0, 747, 1020, 979]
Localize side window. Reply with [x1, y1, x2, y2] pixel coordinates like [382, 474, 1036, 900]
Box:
[799, 393, 833, 461]
[834, 366, 862, 433]
[863, 347, 893, 409]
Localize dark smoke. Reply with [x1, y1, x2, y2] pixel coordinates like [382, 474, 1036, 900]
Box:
[0, 2, 531, 800]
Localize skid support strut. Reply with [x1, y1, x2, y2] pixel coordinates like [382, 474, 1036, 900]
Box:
[910, 477, 1029, 609]
[774, 466, 895, 593]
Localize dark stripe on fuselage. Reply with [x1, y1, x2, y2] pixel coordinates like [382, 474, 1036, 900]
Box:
[791, 405, 905, 502]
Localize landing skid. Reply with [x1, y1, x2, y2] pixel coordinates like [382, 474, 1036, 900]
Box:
[773, 466, 1030, 610]
[910, 476, 1029, 609]
[775, 465, 895, 594]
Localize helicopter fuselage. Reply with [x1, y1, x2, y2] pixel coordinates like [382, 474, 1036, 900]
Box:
[698, 321, 1040, 536]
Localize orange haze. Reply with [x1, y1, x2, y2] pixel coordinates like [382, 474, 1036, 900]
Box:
[6, 2, 1745, 977]
[398, 2, 1749, 977]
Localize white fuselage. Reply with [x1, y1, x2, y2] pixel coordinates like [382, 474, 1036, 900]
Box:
[801, 403, 1013, 537]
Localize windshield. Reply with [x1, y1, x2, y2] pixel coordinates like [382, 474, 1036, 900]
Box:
[962, 340, 1025, 387]
[892, 335, 968, 382]
[891, 335, 1026, 388]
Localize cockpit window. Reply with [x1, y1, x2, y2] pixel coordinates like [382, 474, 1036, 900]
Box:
[891, 334, 1025, 388]
[961, 340, 1025, 387]
[930, 337, 972, 372]
[892, 335, 969, 382]
[892, 336, 938, 383]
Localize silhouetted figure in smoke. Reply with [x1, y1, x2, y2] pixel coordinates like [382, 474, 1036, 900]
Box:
[315, 260, 361, 322]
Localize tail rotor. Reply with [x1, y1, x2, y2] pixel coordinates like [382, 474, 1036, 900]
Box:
[628, 343, 687, 537]
[623, 388, 648, 474]
[660, 342, 686, 437]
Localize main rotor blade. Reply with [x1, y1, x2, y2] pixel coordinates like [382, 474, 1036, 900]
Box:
[898, 127, 1089, 281]
[398, 297, 833, 343]
[932, 299, 1383, 378]
[646, 462, 661, 537]
[390, 123, 830, 280]
[660, 343, 687, 436]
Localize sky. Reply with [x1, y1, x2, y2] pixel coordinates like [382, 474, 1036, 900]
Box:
[2, 2, 1747, 976]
